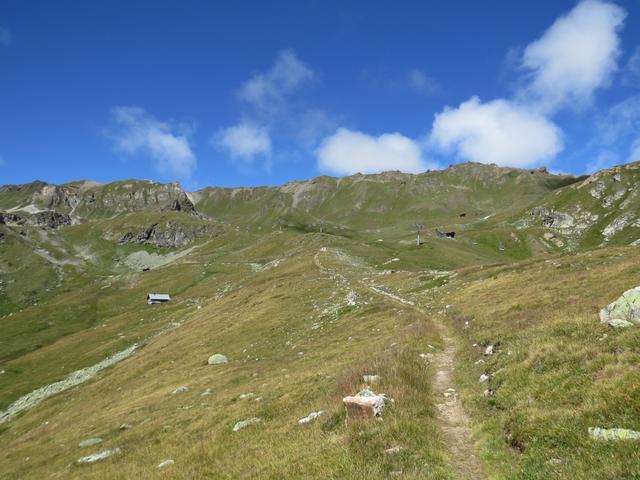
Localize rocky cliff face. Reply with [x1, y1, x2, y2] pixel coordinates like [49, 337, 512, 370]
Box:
[0, 180, 197, 218]
[114, 220, 217, 248]
[519, 161, 640, 249]
[0, 210, 72, 229]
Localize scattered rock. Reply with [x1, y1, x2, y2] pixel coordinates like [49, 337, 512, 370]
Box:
[119, 423, 131, 430]
[484, 345, 495, 355]
[602, 214, 635, 242]
[346, 290, 358, 306]
[483, 389, 494, 397]
[207, 354, 229, 365]
[78, 438, 103, 448]
[600, 286, 640, 325]
[589, 427, 640, 441]
[171, 386, 189, 395]
[444, 388, 456, 398]
[542, 232, 565, 248]
[0, 343, 138, 424]
[589, 182, 606, 199]
[479, 374, 491, 383]
[201, 388, 213, 396]
[546, 458, 567, 466]
[385, 446, 403, 455]
[343, 388, 386, 420]
[232, 417, 261, 432]
[298, 411, 324, 425]
[77, 448, 121, 464]
[239, 393, 254, 399]
[607, 319, 633, 328]
[157, 459, 174, 469]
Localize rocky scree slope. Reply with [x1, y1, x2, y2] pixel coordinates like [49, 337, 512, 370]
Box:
[517, 161, 640, 250]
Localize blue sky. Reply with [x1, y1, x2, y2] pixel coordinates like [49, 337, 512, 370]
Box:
[1, 0, 640, 189]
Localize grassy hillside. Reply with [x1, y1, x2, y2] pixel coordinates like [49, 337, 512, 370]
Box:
[1, 162, 639, 478]
[442, 246, 640, 479]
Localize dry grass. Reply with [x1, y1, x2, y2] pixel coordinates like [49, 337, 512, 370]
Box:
[443, 246, 640, 479]
[0, 235, 457, 479]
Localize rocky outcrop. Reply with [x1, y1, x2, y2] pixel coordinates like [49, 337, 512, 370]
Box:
[0, 180, 200, 218]
[0, 210, 71, 229]
[33, 211, 72, 228]
[600, 286, 640, 326]
[602, 214, 637, 241]
[116, 221, 216, 248]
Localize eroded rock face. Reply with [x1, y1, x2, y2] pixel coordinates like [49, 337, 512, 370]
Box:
[33, 211, 72, 228]
[0, 211, 71, 229]
[116, 221, 216, 248]
[542, 212, 574, 229]
[602, 214, 636, 241]
[600, 286, 640, 325]
[343, 388, 386, 421]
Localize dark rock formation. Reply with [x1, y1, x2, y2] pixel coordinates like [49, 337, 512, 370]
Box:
[117, 221, 216, 248]
[0, 211, 71, 229]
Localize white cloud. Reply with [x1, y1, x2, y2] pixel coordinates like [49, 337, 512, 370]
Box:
[107, 106, 196, 178]
[429, 97, 563, 168]
[409, 69, 439, 95]
[218, 50, 333, 168]
[0, 27, 10, 46]
[216, 123, 271, 162]
[316, 128, 434, 175]
[238, 50, 314, 110]
[521, 0, 625, 111]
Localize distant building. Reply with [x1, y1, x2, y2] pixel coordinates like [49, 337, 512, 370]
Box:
[147, 293, 171, 304]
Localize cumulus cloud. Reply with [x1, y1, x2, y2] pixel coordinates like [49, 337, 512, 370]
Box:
[423, 1, 625, 169]
[0, 27, 10, 46]
[107, 106, 196, 178]
[429, 97, 563, 168]
[218, 50, 336, 169]
[316, 128, 433, 175]
[216, 123, 271, 162]
[521, 0, 625, 111]
[238, 50, 314, 111]
[409, 69, 439, 95]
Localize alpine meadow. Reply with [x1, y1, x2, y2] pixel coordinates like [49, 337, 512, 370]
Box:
[1, 1, 640, 479]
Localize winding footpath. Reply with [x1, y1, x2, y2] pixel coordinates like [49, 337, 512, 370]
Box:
[315, 247, 486, 480]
